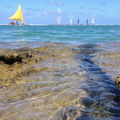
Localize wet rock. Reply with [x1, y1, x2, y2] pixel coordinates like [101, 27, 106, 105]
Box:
[0, 47, 46, 87]
[0, 55, 22, 65]
[63, 113, 68, 120]
[0, 48, 41, 65]
[0, 45, 74, 88]
[115, 75, 120, 88]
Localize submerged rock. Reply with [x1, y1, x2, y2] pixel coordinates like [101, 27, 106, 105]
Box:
[0, 45, 74, 87]
[115, 75, 120, 88]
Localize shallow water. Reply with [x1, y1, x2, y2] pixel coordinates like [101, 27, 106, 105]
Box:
[0, 25, 120, 120]
[0, 25, 120, 44]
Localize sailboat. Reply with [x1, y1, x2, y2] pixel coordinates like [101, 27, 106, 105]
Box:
[91, 18, 94, 25]
[86, 19, 88, 25]
[56, 17, 61, 25]
[77, 19, 80, 25]
[9, 4, 24, 25]
[70, 19, 72, 25]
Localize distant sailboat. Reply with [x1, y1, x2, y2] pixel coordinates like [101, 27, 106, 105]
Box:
[9, 4, 23, 23]
[70, 19, 72, 25]
[91, 18, 94, 25]
[86, 19, 88, 25]
[77, 19, 80, 25]
[56, 17, 61, 25]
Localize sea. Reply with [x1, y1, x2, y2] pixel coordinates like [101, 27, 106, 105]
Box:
[0, 25, 120, 120]
[1, 25, 120, 48]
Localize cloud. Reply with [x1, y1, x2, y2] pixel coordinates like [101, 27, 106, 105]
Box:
[57, 8, 62, 13]
[42, 11, 48, 15]
[23, 11, 33, 16]
[88, 7, 99, 10]
[80, 7, 85, 9]
[26, 7, 44, 11]
[0, 12, 11, 24]
[68, 11, 83, 17]
[6, 5, 13, 8]
[47, 1, 64, 5]
[24, 16, 32, 19]
[38, 8, 67, 19]
[22, 11, 33, 21]
[99, 2, 107, 6]
[89, 8, 94, 10]
[73, 12, 81, 15]
[50, 8, 66, 14]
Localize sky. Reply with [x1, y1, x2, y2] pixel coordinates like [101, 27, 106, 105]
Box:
[0, 0, 120, 25]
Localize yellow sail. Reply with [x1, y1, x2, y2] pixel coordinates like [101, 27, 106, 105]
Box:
[9, 4, 23, 22]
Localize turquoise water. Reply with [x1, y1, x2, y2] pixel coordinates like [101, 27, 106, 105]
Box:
[0, 25, 120, 119]
[0, 25, 120, 44]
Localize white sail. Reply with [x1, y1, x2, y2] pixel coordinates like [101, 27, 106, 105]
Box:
[92, 18, 94, 25]
[57, 17, 60, 24]
[70, 19, 72, 25]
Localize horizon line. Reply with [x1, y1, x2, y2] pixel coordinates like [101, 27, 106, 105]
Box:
[1, 24, 120, 26]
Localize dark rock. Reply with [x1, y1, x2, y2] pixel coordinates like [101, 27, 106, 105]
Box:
[115, 75, 120, 88]
[0, 47, 42, 65]
[0, 55, 22, 65]
[63, 113, 68, 120]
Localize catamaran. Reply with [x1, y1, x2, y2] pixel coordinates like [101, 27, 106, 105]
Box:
[56, 17, 61, 25]
[9, 4, 25, 25]
[70, 19, 72, 25]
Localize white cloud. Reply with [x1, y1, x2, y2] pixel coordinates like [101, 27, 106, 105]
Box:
[39, 8, 67, 17]
[23, 11, 33, 16]
[48, 1, 64, 5]
[99, 2, 107, 6]
[57, 8, 62, 13]
[24, 16, 32, 19]
[26, 7, 44, 11]
[42, 11, 48, 15]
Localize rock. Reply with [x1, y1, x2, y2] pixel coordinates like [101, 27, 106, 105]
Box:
[0, 54, 22, 65]
[115, 75, 120, 88]
[0, 45, 73, 88]
[0, 48, 42, 65]
[0, 47, 44, 86]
